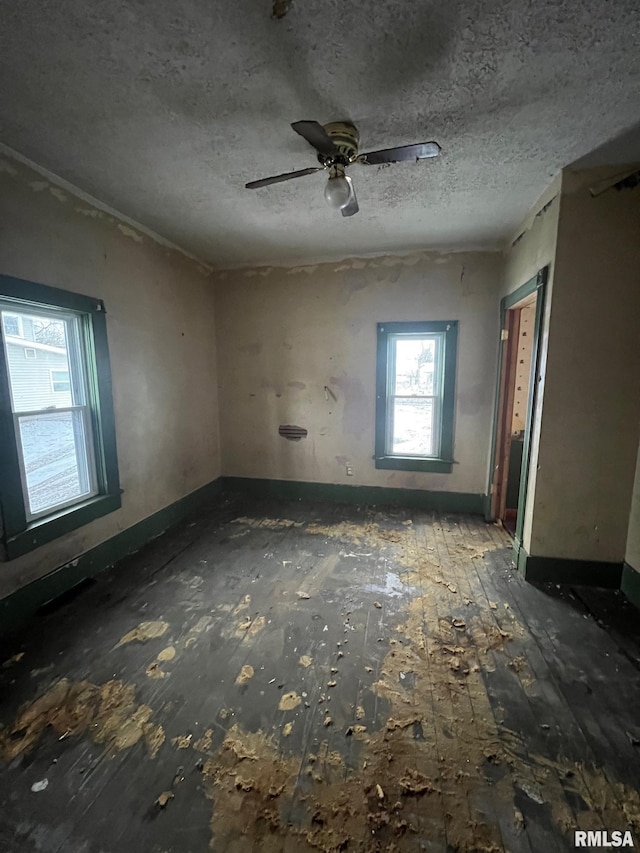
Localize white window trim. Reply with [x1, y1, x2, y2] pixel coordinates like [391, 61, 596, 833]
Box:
[385, 331, 446, 459]
[1, 302, 99, 522]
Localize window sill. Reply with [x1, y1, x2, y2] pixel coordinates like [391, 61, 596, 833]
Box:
[4, 492, 122, 560]
[375, 456, 454, 474]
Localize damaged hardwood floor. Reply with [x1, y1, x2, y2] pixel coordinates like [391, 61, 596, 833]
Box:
[1, 496, 640, 852]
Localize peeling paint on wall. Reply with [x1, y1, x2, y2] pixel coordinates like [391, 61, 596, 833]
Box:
[214, 250, 476, 283]
[49, 187, 67, 203]
[0, 151, 221, 600]
[117, 223, 144, 243]
[0, 146, 214, 272]
[75, 206, 104, 219]
[216, 251, 501, 492]
[286, 265, 319, 276]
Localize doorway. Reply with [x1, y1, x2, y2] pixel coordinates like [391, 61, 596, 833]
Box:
[489, 268, 548, 555]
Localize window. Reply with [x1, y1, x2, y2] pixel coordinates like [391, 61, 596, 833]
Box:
[0, 275, 121, 559]
[2, 314, 21, 337]
[375, 321, 458, 473]
[50, 369, 71, 393]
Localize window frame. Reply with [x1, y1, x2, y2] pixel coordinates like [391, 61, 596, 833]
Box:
[375, 321, 458, 474]
[49, 368, 72, 393]
[0, 275, 121, 560]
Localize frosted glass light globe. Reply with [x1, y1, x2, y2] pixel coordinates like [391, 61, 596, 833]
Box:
[324, 175, 351, 209]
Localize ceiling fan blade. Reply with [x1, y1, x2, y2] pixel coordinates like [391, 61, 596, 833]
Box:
[291, 121, 339, 157]
[245, 167, 322, 189]
[341, 176, 359, 217]
[360, 141, 441, 165]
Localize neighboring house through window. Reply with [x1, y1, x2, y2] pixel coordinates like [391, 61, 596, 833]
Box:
[0, 276, 121, 559]
[375, 321, 458, 473]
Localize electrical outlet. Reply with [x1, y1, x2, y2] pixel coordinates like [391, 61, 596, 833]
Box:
[346, 465, 354, 477]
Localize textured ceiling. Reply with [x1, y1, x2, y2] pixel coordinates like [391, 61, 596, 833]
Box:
[1, 0, 639, 269]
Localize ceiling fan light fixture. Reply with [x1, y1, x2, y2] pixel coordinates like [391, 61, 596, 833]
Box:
[324, 174, 351, 209]
[246, 118, 441, 218]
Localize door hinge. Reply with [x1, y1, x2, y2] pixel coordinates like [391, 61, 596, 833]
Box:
[501, 328, 509, 341]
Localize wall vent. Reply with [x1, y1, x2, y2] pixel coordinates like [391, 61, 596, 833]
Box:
[279, 424, 308, 441]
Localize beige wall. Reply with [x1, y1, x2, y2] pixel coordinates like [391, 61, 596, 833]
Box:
[215, 251, 502, 496]
[501, 178, 561, 552]
[529, 168, 640, 562]
[501, 177, 561, 300]
[0, 155, 220, 599]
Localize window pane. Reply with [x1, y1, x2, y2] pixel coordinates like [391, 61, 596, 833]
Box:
[1, 310, 79, 412]
[393, 337, 436, 395]
[51, 369, 71, 393]
[17, 411, 93, 517]
[3, 314, 20, 336]
[390, 398, 435, 456]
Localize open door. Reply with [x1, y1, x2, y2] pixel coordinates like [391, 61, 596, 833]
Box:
[488, 268, 548, 555]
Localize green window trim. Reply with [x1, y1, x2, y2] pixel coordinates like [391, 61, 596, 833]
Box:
[0, 275, 121, 560]
[375, 321, 458, 474]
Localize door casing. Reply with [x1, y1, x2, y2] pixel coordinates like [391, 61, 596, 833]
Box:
[486, 266, 549, 566]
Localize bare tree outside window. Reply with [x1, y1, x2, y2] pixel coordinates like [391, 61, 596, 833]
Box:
[32, 318, 66, 348]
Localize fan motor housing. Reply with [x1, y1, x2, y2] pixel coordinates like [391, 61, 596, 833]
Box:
[318, 121, 359, 166]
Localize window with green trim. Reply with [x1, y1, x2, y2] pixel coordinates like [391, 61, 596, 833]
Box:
[375, 321, 458, 473]
[0, 276, 121, 559]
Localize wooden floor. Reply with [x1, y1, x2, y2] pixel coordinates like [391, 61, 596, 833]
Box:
[1, 495, 640, 853]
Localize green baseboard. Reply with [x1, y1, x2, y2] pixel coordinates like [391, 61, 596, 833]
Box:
[0, 476, 483, 635]
[517, 546, 623, 588]
[3, 472, 635, 634]
[221, 477, 485, 514]
[0, 478, 224, 636]
[621, 563, 640, 609]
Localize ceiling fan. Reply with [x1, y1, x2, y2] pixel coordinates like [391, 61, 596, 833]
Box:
[245, 120, 441, 217]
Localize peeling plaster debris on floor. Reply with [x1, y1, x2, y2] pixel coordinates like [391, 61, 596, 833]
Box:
[0, 678, 163, 762]
[116, 620, 169, 646]
[1, 500, 640, 851]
